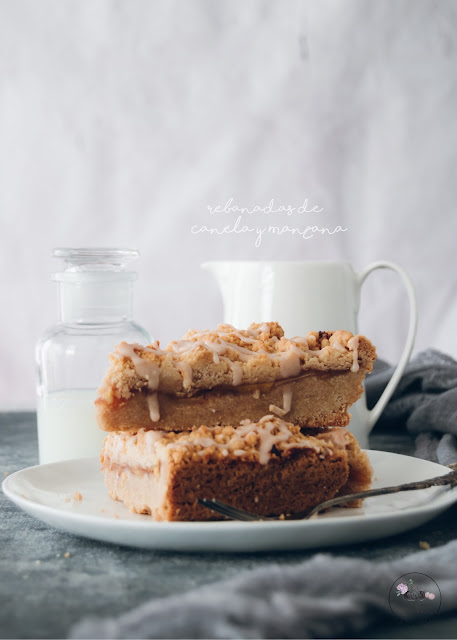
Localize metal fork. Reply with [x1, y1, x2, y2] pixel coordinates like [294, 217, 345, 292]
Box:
[198, 463, 457, 521]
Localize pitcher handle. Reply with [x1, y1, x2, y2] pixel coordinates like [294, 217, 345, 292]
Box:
[357, 261, 417, 430]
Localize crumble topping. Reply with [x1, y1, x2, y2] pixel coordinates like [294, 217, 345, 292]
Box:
[97, 323, 376, 424]
[101, 415, 335, 467]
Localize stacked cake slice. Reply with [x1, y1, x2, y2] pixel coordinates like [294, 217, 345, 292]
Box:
[96, 322, 376, 521]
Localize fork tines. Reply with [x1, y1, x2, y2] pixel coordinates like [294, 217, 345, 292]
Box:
[198, 498, 271, 521]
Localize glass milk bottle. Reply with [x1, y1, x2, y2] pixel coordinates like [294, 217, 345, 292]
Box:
[36, 248, 151, 464]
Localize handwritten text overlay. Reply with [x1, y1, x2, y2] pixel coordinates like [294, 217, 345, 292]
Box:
[191, 198, 347, 248]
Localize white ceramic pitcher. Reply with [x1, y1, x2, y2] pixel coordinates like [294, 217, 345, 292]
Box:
[202, 261, 417, 448]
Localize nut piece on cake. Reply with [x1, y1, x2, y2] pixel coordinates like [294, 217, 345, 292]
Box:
[100, 416, 372, 521]
[95, 322, 376, 433]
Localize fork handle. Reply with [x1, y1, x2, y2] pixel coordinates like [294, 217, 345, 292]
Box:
[304, 467, 457, 519]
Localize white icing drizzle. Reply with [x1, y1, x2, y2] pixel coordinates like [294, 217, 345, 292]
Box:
[169, 335, 254, 362]
[106, 428, 165, 461]
[115, 326, 360, 413]
[116, 343, 159, 390]
[318, 428, 348, 448]
[291, 336, 309, 349]
[257, 420, 293, 463]
[169, 436, 218, 450]
[220, 327, 258, 344]
[106, 418, 325, 470]
[163, 416, 321, 465]
[283, 385, 293, 413]
[269, 384, 294, 417]
[348, 336, 360, 372]
[145, 430, 167, 446]
[116, 343, 161, 421]
[227, 360, 243, 386]
[202, 341, 222, 364]
[176, 361, 193, 390]
[147, 393, 160, 422]
[278, 346, 302, 378]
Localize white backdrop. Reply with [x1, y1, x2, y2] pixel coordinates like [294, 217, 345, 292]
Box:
[1, 0, 457, 408]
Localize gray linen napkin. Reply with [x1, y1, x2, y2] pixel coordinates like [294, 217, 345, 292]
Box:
[70, 349, 457, 639]
[366, 349, 457, 465]
[70, 541, 457, 639]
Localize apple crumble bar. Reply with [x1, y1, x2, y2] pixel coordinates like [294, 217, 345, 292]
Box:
[95, 322, 376, 432]
[100, 416, 363, 521]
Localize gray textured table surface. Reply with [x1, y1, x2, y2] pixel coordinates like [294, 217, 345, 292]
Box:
[1, 413, 457, 639]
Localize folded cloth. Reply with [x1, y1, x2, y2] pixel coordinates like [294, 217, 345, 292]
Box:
[69, 540, 457, 639]
[366, 349, 457, 465]
[69, 349, 457, 640]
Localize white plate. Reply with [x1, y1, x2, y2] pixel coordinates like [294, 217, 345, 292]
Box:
[3, 451, 457, 552]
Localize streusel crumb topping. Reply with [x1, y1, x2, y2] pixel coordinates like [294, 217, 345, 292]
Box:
[97, 322, 376, 404]
[101, 416, 335, 467]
